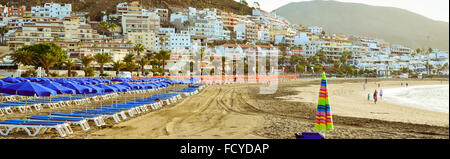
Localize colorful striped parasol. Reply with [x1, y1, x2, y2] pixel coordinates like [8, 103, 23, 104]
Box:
[315, 72, 334, 133]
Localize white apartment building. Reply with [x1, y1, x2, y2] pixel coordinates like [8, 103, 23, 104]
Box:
[121, 12, 160, 36]
[190, 18, 226, 41]
[152, 9, 169, 25]
[31, 3, 71, 20]
[157, 28, 191, 50]
[170, 12, 188, 24]
[234, 23, 246, 41]
[188, 7, 197, 18]
[257, 29, 270, 44]
[293, 32, 310, 46]
[274, 34, 285, 45]
[308, 26, 322, 34]
[116, 1, 143, 15]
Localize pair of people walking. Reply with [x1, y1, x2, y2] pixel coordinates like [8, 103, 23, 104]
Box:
[368, 89, 382, 104]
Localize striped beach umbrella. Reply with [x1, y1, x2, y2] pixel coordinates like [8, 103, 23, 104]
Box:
[315, 72, 334, 132]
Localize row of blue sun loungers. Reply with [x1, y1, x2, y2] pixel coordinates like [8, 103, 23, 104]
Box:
[0, 81, 173, 116]
[0, 84, 204, 137]
[0, 93, 112, 116]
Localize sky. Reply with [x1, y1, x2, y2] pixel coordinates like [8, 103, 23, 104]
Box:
[237, 0, 449, 22]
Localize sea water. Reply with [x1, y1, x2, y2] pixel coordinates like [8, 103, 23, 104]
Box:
[383, 85, 449, 113]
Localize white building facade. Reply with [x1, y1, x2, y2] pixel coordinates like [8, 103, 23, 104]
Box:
[31, 3, 72, 20]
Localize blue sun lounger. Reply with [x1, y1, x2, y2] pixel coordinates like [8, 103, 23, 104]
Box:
[27, 115, 90, 131]
[95, 107, 137, 117]
[0, 103, 33, 113]
[0, 119, 72, 137]
[72, 110, 123, 123]
[49, 112, 105, 126]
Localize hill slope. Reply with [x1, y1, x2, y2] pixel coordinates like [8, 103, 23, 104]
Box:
[274, 0, 449, 50]
[0, 0, 252, 21]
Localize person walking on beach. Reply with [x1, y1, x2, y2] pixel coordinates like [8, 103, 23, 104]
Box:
[379, 89, 383, 101]
[363, 84, 366, 91]
[367, 92, 371, 101]
[373, 90, 378, 104]
[406, 83, 409, 87]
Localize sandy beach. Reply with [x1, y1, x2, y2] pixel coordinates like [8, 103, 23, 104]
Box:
[83, 78, 448, 139]
[1, 78, 448, 139]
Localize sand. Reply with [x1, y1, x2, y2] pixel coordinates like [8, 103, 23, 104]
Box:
[1, 78, 448, 139]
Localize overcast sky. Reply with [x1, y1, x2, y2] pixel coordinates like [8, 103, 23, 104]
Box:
[237, 0, 449, 22]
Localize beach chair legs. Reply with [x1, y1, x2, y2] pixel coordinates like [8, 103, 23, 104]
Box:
[163, 100, 170, 105]
[111, 114, 121, 123]
[0, 125, 68, 138]
[120, 112, 127, 120]
[55, 125, 68, 137]
[79, 120, 90, 131]
[63, 124, 73, 135]
[22, 127, 43, 137]
[91, 117, 106, 127]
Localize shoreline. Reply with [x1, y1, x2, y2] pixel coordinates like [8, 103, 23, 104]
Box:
[382, 84, 449, 113]
[277, 79, 449, 127]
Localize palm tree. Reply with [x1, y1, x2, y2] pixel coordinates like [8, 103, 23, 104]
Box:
[11, 49, 34, 66]
[134, 43, 145, 57]
[81, 56, 94, 77]
[0, 26, 9, 45]
[99, 21, 110, 36]
[108, 23, 117, 38]
[340, 51, 352, 66]
[425, 61, 433, 75]
[37, 54, 58, 77]
[145, 51, 159, 69]
[159, 37, 167, 49]
[125, 62, 138, 76]
[317, 49, 327, 64]
[112, 60, 125, 77]
[145, 51, 156, 61]
[137, 58, 149, 76]
[94, 52, 113, 76]
[77, 41, 84, 47]
[155, 50, 171, 75]
[199, 48, 205, 75]
[64, 58, 75, 77]
[123, 53, 135, 63]
[290, 55, 301, 72]
[253, 2, 260, 9]
[183, 21, 190, 27]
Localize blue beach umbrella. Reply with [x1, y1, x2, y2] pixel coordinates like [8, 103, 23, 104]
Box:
[96, 84, 118, 93]
[140, 83, 154, 89]
[1, 77, 21, 83]
[0, 80, 11, 88]
[39, 81, 76, 95]
[15, 77, 27, 82]
[84, 85, 105, 94]
[118, 82, 140, 90]
[109, 84, 129, 92]
[0, 81, 57, 97]
[63, 82, 92, 94]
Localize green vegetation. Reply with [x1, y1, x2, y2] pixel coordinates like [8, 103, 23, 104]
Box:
[11, 43, 68, 77]
[94, 52, 113, 76]
[112, 60, 125, 77]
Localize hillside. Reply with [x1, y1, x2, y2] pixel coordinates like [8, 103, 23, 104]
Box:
[0, 0, 252, 21]
[275, 0, 449, 50]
